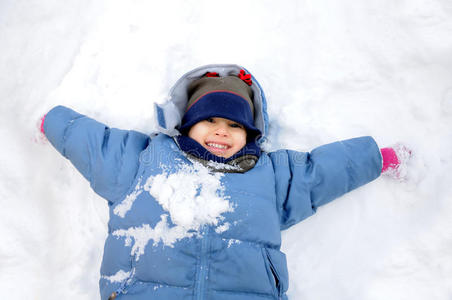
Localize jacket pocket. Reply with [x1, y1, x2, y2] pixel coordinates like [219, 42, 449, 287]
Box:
[262, 248, 289, 297]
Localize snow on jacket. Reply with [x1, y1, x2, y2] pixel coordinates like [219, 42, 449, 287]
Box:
[43, 64, 382, 300]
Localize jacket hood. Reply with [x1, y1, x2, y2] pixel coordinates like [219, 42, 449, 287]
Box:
[153, 64, 269, 145]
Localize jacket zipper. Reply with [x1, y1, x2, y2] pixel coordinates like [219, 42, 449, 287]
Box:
[196, 226, 209, 300]
[107, 268, 136, 300]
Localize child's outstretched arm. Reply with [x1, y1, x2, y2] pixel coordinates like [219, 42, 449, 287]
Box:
[42, 105, 150, 203]
[270, 136, 382, 230]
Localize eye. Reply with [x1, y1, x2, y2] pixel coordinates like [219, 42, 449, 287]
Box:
[230, 123, 244, 129]
[206, 118, 215, 123]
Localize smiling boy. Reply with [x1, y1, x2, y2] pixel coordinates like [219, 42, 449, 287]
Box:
[181, 74, 255, 160]
[41, 64, 408, 300]
[188, 117, 247, 158]
[174, 72, 263, 172]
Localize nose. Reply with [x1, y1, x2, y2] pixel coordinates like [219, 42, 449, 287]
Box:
[214, 123, 229, 137]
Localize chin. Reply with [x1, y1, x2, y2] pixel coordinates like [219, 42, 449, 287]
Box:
[212, 152, 231, 158]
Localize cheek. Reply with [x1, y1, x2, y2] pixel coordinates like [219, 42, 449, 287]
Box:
[234, 132, 247, 148]
[188, 126, 206, 145]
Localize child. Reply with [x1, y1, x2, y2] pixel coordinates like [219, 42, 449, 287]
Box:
[41, 64, 409, 300]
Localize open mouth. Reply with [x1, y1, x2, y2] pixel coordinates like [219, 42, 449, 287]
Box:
[205, 141, 231, 153]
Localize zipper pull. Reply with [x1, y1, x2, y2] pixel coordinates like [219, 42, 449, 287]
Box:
[107, 291, 117, 300]
[107, 268, 135, 299]
[108, 286, 124, 300]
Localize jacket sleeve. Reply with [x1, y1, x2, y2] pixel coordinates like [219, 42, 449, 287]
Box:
[43, 105, 150, 203]
[269, 136, 382, 230]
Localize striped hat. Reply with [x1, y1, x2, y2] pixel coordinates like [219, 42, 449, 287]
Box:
[180, 72, 260, 138]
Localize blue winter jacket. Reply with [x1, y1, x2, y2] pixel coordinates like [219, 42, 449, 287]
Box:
[43, 64, 382, 300]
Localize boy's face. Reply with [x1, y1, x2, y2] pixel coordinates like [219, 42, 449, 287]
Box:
[188, 117, 247, 158]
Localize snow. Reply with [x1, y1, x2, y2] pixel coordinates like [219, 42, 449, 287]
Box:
[113, 178, 142, 218]
[112, 161, 233, 258]
[1, 0, 452, 299]
[101, 269, 131, 284]
[113, 216, 186, 259]
[224, 239, 242, 248]
[144, 161, 233, 231]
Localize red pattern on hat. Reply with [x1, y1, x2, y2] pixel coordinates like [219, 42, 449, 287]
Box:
[205, 72, 219, 77]
[238, 69, 252, 86]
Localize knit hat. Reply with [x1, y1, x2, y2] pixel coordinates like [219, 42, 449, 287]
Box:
[180, 71, 261, 138]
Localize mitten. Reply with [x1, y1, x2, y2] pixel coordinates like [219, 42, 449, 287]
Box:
[381, 144, 412, 179]
[40, 114, 46, 134]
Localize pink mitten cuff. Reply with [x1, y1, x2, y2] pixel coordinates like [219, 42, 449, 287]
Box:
[40, 114, 46, 134]
[381, 147, 399, 173]
[380, 144, 412, 179]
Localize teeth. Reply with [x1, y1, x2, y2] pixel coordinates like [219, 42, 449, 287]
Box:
[207, 143, 228, 149]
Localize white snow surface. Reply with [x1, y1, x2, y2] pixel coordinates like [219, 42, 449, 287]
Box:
[1, 0, 452, 299]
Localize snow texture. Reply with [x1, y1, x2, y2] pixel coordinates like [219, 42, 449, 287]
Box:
[145, 162, 233, 231]
[101, 269, 131, 283]
[1, 0, 452, 299]
[113, 161, 233, 259]
[113, 178, 142, 218]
